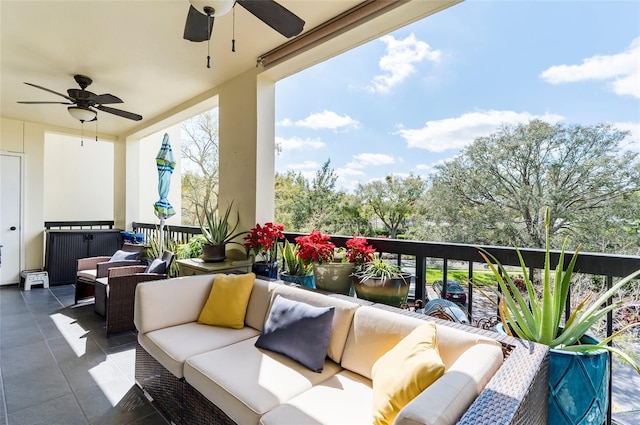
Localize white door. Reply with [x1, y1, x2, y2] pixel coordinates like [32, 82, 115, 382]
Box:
[0, 153, 24, 285]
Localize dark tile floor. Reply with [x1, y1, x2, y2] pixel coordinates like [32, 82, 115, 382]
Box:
[0, 284, 169, 425]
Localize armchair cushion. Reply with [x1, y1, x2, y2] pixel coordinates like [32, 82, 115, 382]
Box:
[145, 258, 167, 274]
[371, 322, 445, 425]
[198, 273, 256, 329]
[109, 249, 140, 262]
[255, 295, 335, 373]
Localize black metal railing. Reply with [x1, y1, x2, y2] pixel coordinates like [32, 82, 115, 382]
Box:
[45, 220, 115, 230]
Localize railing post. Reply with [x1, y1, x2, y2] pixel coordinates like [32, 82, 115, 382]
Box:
[606, 275, 613, 425]
[441, 259, 448, 298]
[467, 261, 473, 319]
[415, 255, 426, 302]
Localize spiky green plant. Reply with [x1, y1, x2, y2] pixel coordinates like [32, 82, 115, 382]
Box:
[196, 201, 246, 246]
[479, 208, 640, 374]
[282, 239, 313, 277]
[355, 255, 409, 282]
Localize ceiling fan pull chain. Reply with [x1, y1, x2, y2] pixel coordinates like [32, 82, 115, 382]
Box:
[207, 14, 212, 68]
[95, 113, 98, 142]
[81, 122, 84, 147]
[232, 6, 236, 52]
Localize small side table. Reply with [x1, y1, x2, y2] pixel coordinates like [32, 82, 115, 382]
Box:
[177, 256, 252, 277]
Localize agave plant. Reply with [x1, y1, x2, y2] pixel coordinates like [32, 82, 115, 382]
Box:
[355, 255, 409, 282]
[196, 201, 246, 246]
[282, 239, 313, 277]
[479, 208, 640, 373]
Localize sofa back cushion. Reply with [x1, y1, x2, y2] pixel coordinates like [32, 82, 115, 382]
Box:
[269, 285, 359, 364]
[135, 275, 215, 334]
[245, 278, 278, 331]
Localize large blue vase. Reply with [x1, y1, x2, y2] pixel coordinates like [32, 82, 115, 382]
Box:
[252, 261, 278, 280]
[496, 325, 609, 425]
[280, 272, 315, 289]
[548, 334, 609, 425]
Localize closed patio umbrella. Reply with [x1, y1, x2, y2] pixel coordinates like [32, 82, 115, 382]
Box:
[154, 133, 176, 252]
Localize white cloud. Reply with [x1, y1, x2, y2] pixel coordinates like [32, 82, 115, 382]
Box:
[367, 33, 441, 94]
[614, 121, 640, 152]
[277, 110, 360, 131]
[540, 37, 640, 98]
[346, 153, 396, 169]
[396, 110, 565, 152]
[276, 136, 325, 152]
[415, 164, 431, 170]
[287, 161, 321, 170]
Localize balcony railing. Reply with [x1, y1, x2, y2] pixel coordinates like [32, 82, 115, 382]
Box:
[133, 222, 640, 424]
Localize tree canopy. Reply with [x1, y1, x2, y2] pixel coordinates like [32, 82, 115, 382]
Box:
[180, 110, 219, 225]
[420, 120, 639, 250]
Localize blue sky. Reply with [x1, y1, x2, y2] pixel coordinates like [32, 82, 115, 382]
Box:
[274, 1, 640, 192]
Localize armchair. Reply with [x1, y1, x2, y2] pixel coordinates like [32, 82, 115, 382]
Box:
[75, 243, 146, 304]
[95, 250, 175, 336]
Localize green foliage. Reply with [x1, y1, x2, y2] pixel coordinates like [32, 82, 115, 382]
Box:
[196, 201, 246, 246]
[422, 120, 640, 251]
[480, 208, 640, 373]
[282, 239, 313, 276]
[358, 174, 426, 239]
[355, 255, 407, 281]
[181, 110, 219, 226]
[176, 234, 207, 259]
[146, 227, 180, 278]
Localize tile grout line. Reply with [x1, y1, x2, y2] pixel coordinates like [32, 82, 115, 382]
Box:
[0, 287, 13, 425]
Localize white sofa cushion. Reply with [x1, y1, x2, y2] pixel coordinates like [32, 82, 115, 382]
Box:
[270, 285, 358, 364]
[395, 341, 504, 425]
[184, 336, 342, 425]
[259, 370, 373, 425]
[139, 322, 260, 378]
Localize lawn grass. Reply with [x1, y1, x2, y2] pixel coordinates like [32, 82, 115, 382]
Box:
[425, 268, 522, 287]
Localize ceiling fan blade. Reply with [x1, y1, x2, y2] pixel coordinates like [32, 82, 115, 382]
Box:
[184, 5, 214, 42]
[96, 105, 143, 121]
[237, 0, 304, 38]
[24, 82, 75, 102]
[17, 101, 73, 104]
[92, 94, 123, 105]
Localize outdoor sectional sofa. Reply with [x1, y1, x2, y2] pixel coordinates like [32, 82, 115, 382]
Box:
[134, 274, 549, 425]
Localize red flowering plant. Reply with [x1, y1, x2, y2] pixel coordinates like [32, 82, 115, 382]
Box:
[243, 222, 284, 264]
[295, 230, 376, 266]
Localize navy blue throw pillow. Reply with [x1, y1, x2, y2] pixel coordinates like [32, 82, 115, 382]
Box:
[145, 258, 167, 274]
[108, 250, 139, 262]
[255, 295, 335, 373]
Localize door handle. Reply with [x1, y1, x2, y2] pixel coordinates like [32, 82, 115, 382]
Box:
[10, 226, 16, 231]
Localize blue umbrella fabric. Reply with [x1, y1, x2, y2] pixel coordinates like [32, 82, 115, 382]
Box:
[154, 133, 176, 251]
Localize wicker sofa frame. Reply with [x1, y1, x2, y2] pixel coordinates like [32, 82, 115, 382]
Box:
[135, 301, 549, 425]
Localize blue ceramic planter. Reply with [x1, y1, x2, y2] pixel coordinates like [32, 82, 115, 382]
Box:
[548, 334, 609, 425]
[252, 261, 278, 280]
[496, 325, 609, 425]
[280, 272, 315, 289]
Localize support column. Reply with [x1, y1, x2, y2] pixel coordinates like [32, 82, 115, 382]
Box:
[218, 69, 276, 231]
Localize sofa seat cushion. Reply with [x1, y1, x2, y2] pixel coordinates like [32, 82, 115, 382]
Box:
[184, 336, 342, 425]
[139, 322, 260, 378]
[77, 269, 98, 281]
[259, 370, 373, 425]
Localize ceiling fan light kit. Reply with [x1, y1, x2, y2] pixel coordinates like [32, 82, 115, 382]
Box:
[189, 0, 234, 17]
[67, 106, 96, 122]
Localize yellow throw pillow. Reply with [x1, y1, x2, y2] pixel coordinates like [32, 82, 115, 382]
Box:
[371, 321, 445, 425]
[197, 273, 256, 329]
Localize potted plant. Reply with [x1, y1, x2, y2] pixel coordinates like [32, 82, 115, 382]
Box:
[295, 231, 375, 295]
[196, 201, 246, 262]
[480, 208, 640, 425]
[352, 254, 411, 307]
[243, 222, 284, 279]
[280, 239, 314, 288]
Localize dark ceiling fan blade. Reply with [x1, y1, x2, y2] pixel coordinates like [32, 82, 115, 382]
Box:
[24, 82, 75, 102]
[237, 0, 305, 38]
[18, 101, 73, 104]
[92, 94, 123, 104]
[184, 5, 214, 42]
[96, 105, 142, 121]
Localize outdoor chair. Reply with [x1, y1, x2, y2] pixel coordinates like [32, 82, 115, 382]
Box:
[75, 243, 146, 304]
[94, 250, 175, 336]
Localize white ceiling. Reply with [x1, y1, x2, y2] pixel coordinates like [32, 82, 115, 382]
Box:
[1, 0, 364, 137]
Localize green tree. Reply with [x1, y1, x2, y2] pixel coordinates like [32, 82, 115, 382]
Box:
[180, 110, 219, 225]
[358, 174, 426, 239]
[423, 120, 640, 251]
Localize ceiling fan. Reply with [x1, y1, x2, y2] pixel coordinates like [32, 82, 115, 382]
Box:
[17, 74, 143, 122]
[183, 0, 305, 44]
